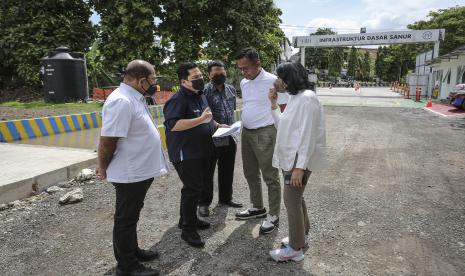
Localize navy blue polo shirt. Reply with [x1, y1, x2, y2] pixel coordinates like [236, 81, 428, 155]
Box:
[163, 86, 215, 163]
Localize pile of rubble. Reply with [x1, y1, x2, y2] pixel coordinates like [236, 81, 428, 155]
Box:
[0, 168, 97, 212]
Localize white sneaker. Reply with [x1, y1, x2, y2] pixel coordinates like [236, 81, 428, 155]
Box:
[281, 236, 309, 248]
[260, 214, 279, 234]
[269, 246, 304, 262]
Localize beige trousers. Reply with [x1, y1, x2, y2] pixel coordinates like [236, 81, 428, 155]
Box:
[283, 171, 311, 250]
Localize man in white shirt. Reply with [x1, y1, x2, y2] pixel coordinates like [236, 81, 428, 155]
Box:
[97, 60, 168, 276]
[234, 48, 281, 234]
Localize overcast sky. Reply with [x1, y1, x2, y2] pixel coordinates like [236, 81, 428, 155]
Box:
[275, 0, 464, 39]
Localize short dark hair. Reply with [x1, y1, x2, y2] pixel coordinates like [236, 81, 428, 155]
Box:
[234, 47, 260, 63]
[177, 62, 198, 81]
[276, 62, 311, 95]
[207, 60, 225, 72]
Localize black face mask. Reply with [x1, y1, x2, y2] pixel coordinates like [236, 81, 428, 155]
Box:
[191, 78, 205, 91]
[212, 73, 226, 85]
[145, 84, 157, 96]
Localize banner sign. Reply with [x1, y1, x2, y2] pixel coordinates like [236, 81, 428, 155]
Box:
[294, 29, 444, 47]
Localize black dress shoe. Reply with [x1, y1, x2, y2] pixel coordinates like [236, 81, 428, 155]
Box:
[219, 200, 243, 208]
[115, 263, 159, 276]
[181, 230, 205, 248]
[177, 218, 210, 230]
[136, 248, 159, 262]
[196, 218, 210, 230]
[198, 206, 209, 217]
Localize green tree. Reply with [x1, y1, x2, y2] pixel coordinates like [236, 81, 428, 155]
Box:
[0, 0, 96, 86]
[305, 28, 336, 69]
[375, 46, 386, 79]
[328, 47, 345, 78]
[360, 51, 371, 81]
[91, 0, 164, 74]
[408, 6, 465, 55]
[159, 0, 284, 69]
[347, 46, 359, 79]
[375, 6, 465, 82]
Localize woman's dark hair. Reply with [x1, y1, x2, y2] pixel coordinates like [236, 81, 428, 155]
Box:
[276, 62, 311, 95]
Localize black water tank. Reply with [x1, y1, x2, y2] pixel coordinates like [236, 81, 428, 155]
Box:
[41, 47, 88, 103]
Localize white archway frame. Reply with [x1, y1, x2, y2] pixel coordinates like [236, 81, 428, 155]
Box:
[293, 29, 446, 67]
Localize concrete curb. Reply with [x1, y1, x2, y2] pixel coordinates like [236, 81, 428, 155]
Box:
[0, 156, 97, 204]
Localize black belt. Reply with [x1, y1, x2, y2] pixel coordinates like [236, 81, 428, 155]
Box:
[243, 124, 275, 131]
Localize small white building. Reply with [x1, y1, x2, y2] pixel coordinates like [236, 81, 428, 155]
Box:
[408, 50, 434, 97]
[426, 45, 465, 99]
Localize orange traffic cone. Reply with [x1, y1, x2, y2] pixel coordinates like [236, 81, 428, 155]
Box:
[426, 96, 433, 108]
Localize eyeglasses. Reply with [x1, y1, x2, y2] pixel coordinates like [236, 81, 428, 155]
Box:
[144, 76, 158, 84]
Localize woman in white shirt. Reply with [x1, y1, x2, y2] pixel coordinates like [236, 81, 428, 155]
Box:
[268, 62, 326, 262]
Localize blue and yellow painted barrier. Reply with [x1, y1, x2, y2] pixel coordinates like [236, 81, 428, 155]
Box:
[0, 112, 102, 143]
[147, 105, 164, 119]
[0, 105, 243, 149]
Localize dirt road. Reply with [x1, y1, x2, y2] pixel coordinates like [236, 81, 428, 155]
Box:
[1, 105, 464, 275]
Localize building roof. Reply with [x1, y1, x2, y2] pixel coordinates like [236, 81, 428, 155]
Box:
[426, 45, 465, 65]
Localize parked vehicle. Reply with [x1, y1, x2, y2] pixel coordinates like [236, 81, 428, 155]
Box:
[448, 84, 465, 109]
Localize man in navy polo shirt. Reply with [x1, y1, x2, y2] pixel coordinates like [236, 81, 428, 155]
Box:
[163, 62, 224, 248]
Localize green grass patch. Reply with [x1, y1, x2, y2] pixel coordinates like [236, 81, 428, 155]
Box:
[1, 100, 102, 111]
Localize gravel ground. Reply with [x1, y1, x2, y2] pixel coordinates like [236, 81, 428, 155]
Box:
[1, 106, 465, 275]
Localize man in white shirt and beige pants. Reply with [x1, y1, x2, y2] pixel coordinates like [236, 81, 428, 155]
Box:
[234, 48, 281, 234]
[97, 60, 168, 276]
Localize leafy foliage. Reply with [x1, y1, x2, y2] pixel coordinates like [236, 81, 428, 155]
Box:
[347, 46, 359, 78]
[408, 6, 465, 55]
[360, 51, 371, 81]
[375, 6, 465, 81]
[90, 0, 165, 73]
[305, 28, 336, 69]
[328, 47, 345, 78]
[0, 0, 96, 86]
[159, 0, 284, 69]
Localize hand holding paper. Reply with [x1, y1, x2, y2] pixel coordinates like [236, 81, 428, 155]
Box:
[213, 121, 241, 138]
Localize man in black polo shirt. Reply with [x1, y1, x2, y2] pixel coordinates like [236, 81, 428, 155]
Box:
[163, 62, 220, 248]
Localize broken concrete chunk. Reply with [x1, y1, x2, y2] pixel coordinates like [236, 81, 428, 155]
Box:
[59, 188, 83, 205]
[76, 169, 95, 182]
[46, 186, 64, 194]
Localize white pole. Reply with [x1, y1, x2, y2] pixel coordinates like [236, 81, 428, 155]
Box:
[433, 41, 440, 58]
[300, 47, 305, 67]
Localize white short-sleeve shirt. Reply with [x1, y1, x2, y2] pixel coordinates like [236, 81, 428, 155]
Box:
[240, 69, 277, 129]
[101, 83, 168, 183]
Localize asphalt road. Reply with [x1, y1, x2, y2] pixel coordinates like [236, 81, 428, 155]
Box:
[1, 88, 465, 275]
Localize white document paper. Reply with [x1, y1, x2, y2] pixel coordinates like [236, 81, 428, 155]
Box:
[212, 121, 242, 138]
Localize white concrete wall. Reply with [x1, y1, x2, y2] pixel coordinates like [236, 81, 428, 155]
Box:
[431, 55, 465, 99]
